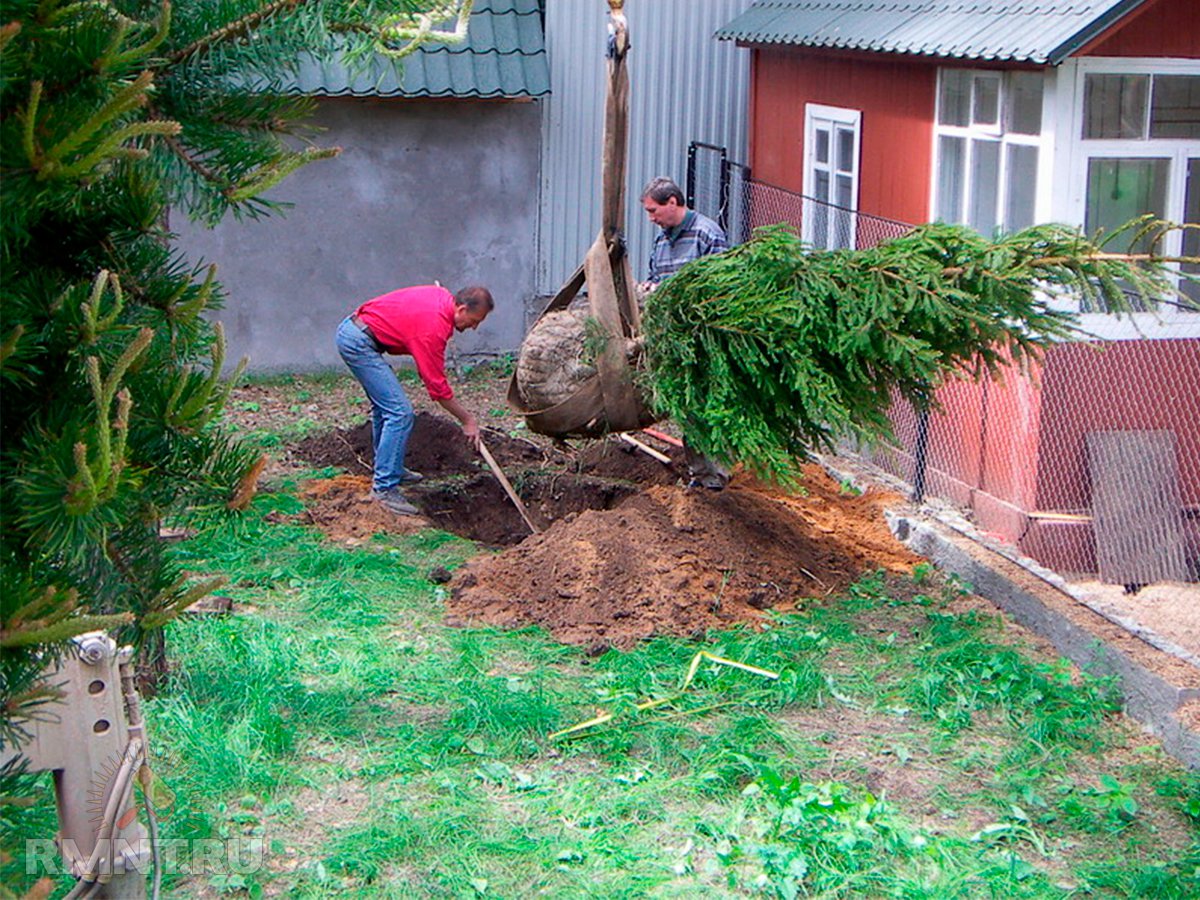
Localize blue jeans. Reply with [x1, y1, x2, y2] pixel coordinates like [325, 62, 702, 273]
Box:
[335, 317, 414, 493]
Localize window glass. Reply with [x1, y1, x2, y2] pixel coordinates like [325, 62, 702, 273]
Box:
[1182, 157, 1200, 308]
[1006, 71, 1044, 135]
[813, 169, 830, 202]
[969, 139, 1001, 235]
[1084, 74, 1148, 139]
[836, 127, 855, 172]
[973, 75, 1000, 126]
[815, 128, 830, 164]
[835, 173, 853, 208]
[1085, 158, 1169, 252]
[1150, 75, 1200, 139]
[1005, 144, 1038, 231]
[936, 135, 965, 222]
[938, 70, 971, 126]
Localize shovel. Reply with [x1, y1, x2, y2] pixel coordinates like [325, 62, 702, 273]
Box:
[478, 438, 541, 535]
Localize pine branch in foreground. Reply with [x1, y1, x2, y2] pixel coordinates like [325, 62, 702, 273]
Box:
[641, 220, 1189, 485]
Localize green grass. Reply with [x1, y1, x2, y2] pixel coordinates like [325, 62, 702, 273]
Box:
[4, 485, 1198, 898]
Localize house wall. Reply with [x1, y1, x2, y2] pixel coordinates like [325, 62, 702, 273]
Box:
[174, 97, 542, 372]
[748, 48, 936, 224]
[1076, 0, 1200, 58]
[539, 0, 753, 298]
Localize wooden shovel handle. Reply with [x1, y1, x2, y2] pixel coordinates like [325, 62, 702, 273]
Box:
[478, 440, 541, 535]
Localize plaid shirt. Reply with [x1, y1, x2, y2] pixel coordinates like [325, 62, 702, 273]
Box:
[647, 210, 729, 284]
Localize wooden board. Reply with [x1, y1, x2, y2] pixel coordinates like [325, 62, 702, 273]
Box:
[1086, 430, 1187, 586]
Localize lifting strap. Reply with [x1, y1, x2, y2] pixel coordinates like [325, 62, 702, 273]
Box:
[507, 0, 654, 437]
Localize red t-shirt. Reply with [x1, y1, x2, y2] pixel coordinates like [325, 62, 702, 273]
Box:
[356, 285, 455, 400]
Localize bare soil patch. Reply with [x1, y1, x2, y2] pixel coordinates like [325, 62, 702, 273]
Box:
[290, 415, 919, 650]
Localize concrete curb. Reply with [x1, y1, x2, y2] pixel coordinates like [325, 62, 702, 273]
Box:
[889, 511, 1200, 769]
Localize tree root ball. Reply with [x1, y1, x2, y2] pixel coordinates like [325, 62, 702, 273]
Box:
[515, 308, 597, 411]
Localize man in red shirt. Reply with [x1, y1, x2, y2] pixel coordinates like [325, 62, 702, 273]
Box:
[335, 284, 493, 515]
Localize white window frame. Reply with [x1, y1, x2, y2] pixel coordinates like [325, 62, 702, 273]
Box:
[803, 103, 861, 249]
[1062, 57, 1200, 339]
[931, 69, 1046, 236]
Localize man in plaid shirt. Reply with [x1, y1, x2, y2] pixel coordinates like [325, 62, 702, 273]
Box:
[640, 177, 730, 290]
[638, 177, 731, 490]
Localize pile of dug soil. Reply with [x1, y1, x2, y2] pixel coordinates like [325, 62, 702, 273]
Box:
[294, 411, 551, 477]
[297, 474, 427, 542]
[447, 466, 919, 649]
[292, 416, 684, 546]
[292, 417, 918, 649]
[292, 412, 681, 486]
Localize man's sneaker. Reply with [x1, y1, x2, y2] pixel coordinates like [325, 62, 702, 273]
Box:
[399, 469, 424, 485]
[371, 488, 419, 516]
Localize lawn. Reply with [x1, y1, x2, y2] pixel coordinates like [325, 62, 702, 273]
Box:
[3, 372, 1197, 899]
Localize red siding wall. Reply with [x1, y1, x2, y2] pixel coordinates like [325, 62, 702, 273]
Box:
[749, 49, 936, 224]
[1078, 0, 1200, 58]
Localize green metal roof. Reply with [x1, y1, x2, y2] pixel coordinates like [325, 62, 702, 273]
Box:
[292, 0, 549, 98]
[715, 0, 1150, 65]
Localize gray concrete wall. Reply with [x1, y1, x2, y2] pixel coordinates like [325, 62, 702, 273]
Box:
[174, 97, 542, 372]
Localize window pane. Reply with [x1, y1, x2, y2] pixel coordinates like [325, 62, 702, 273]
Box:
[835, 173, 853, 208]
[813, 169, 830, 202]
[832, 207, 853, 250]
[973, 74, 1000, 126]
[1084, 74, 1148, 139]
[938, 70, 971, 126]
[969, 139, 1001, 235]
[1006, 71, 1044, 135]
[1005, 144, 1038, 231]
[1150, 75, 1200, 139]
[1182, 158, 1200, 309]
[815, 127, 830, 164]
[836, 127, 855, 173]
[1084, 158, 1168, 252]
[810, 176, 830, 249]
[936, 135, 965, 222]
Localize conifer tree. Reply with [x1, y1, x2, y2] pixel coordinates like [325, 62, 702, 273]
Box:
[0, 0, 452, 745]
[642, 221, 1189, 484]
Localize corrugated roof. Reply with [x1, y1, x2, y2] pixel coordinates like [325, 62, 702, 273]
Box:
[715, 0, 1149, 65]
[291, 0, 549, 98]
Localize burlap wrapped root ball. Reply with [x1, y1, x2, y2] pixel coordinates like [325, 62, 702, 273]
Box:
[515, 308, 599, 410]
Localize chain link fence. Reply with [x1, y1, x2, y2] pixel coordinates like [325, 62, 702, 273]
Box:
[686, 142, 1200, 587]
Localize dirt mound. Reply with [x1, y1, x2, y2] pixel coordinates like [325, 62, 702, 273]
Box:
[447, 466, 919, 649]
[297, 474, 428, 542]
[292, 412, 551, 477]
[293, 415, 683, 487]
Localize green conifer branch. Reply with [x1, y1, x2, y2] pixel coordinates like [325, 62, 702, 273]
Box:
[176, 322, 229, 424]
[167, 0, 304, 65]
[1, 325, 26, 368]
[170, 263, 217, 327]
[21, 81, 44, 167]
[106, 2, 171, 69]
[0, 21, 20, 53]
[53, 119, 182, 180]
[69, 441, 99, 509]
[105, 389, 132, 502]
[1, 613, 135, 649]
[141, 576, 227, 630]
[226, 146, 340, 202]
[380, 1, 472, 58]
[42, 69, 155, 165]
[4, 585, 78, 631]
[81, 270, 124, 343]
